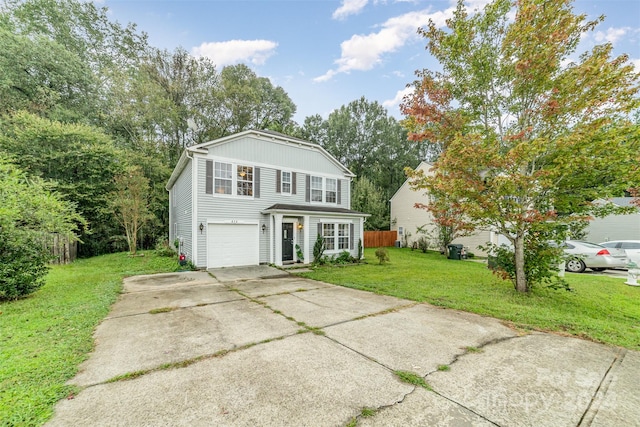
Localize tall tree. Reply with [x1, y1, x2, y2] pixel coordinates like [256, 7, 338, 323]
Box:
[107, 47, 221, 166]
[110, 166, 152, 255]
[304, 97, 424, 227]
[0, 156, 84, 299]
[0, 112, 126, 256]
[0, 20, 96, 122]
[214, 64, 297, 137]
[2, 0, 149, 124]
[351, 177, 389, 230]
[402, 0, 640, 292]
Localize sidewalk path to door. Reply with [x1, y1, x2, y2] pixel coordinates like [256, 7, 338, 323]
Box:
[45, 267, 640, 426]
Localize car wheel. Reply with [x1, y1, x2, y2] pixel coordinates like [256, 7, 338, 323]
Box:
[566, 259, 586, 273]
[591, 268, 606, 272]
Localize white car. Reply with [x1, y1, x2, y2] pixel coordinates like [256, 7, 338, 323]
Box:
[598, 240, 640, 265]
[562, 240, 628, 273]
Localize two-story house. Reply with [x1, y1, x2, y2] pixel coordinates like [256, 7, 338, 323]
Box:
[166, 130, 368, 269]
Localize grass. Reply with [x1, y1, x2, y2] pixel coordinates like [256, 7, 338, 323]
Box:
[394, 370, 432, 390]
[299, 247, 640, 350]
[0, 251, 180, 427]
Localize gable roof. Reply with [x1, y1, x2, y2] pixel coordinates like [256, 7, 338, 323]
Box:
[389, 161, 433, 202]
[166, 130, 355, 190]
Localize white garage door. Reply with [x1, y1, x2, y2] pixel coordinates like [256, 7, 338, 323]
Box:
[207, 223, 259, 268]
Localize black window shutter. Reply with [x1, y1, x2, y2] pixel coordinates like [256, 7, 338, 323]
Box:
[337, 180, 342, 205]
[276, 170, 281, 193]
[350, 223, 354, 250]
[305, 175, 310, 202]
[317, 222, 322, 238]
[254, 167, 260, 198]
[205, 160, 213, 194]
[292, 172, 297, 195]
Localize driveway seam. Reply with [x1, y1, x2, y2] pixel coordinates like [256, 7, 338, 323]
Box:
[323, 332, 505, 427]
[577, 348, 627, 426]
[104, 297, 249, 320]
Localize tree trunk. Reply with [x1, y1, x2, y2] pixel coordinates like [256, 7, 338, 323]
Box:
[514, 235, 528, 292]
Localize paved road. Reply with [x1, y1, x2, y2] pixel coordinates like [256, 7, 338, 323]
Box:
[45, 267, 639, 426]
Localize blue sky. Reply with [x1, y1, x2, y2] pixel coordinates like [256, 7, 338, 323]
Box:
[100, 0, 640, 124]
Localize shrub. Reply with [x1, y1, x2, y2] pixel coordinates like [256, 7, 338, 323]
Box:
[335, 250, 353, 264]
[0, 230, 51, 300]
[417, 237, 429, 253]
[313, 234, 325, 264]
[154, 237, 176, 258]
[375, 247, 390, 264]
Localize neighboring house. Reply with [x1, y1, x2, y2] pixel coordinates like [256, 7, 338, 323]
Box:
[390, 161, 495, 256]
[585, 197, 640, 243]
[166, 130, 368, 269]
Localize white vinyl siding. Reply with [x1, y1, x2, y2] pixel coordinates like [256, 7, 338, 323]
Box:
[206, 134, 346, 176]
[170, 158, 193, 259]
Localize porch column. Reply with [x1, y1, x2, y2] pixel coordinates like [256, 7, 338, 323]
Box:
[359, 217, 365, 259]
[269, 214, 275, 264]
[303, 215, 310, 263]
[274, 213, 283, 266]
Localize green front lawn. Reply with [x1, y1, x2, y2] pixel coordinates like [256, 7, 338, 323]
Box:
[0, 252, 179, 427]
[300, 247, 640, 350]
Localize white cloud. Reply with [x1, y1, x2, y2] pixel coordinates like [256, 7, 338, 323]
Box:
[315, 7, 453, 82]
[191, 40, 278, 67]
[632, 58, 640, 73]
[594, 27, 630, 44]
[382, 86, 414, 113]
[464, 0, 492, 12]
[332, 0, 369, 20]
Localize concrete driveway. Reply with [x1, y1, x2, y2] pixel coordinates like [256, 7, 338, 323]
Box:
[46, 267, 639, 426]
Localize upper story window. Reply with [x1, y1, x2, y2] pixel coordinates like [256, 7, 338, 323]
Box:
[311, 176, 323, 202]
[237, 165, 253, 196]
[208, 160, 256, 198]
[326, 178, 337, 204]
[282, 171, 292, 194]
[309, 175, 340, 204]
[215, 162, 233, 194]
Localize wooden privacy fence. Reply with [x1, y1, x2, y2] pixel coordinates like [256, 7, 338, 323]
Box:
[49, 234, 77, 265]
[363, 230, 398, 248]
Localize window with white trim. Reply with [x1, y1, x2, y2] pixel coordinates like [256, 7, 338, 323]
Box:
[338, 224, 349, 249]
[322, 223, 335, 251]
[326, 178, 337, 203]
[311, 176, 323, 202]
[322, 223, 351, 252]
[236, 165, 253, 196]
[215, 162, 232, 194]
[282, 171, 291, 194]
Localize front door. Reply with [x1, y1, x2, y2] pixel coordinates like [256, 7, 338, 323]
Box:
[282, 223, 294, 262]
